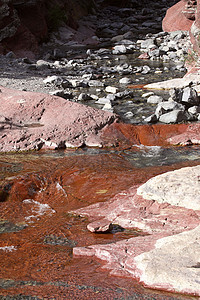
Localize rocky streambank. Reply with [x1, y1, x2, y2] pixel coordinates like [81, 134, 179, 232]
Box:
[1, 0, 200, 299]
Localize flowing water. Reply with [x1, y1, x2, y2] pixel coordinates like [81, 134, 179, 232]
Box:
[1, 4, 200, 298]
[0, 145, 200, 299]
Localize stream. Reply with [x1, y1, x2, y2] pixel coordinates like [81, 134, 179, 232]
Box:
[1, 0, 200, 299]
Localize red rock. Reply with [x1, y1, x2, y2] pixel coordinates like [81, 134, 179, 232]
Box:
[167, 123, 200, 145]
[4, 24, 38, 58]
[87, 219, 113, 233]
[101, 122, 188, 148]
[162, 1, 194, 32]
[73, 175, 200, 295]
[0, 86, 117, 152]
[138, 52, 150, 59]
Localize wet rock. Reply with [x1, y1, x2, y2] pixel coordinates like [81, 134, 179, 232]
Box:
[168, 123, 200, 145]
[87, 219, 113, 233]
[73, 164, 200, 296]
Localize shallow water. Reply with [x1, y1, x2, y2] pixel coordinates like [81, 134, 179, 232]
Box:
[77, 51, 186, 124]
[0, 146, 200, 299]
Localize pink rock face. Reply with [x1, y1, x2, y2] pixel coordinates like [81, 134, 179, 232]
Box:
[73, 182, 200, 295]
[168, 123, 200, 145]
[138, 52, 150, 59]
[0, 87, 117, 152]
[162, 0, 194, 32]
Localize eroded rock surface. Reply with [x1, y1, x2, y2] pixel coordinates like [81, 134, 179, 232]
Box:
[73, 165, 200, 296]
[168, 123, 200, 145]
[135, 225, 200, 296]
[137, 165, 200, 210]
[162, 0, 194, 32]
[0, 86, 116, 152]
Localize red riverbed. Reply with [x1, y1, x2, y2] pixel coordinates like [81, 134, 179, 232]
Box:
[0, 123, 199, 299]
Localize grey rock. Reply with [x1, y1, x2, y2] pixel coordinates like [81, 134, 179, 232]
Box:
[43, 76, 61, 85]
[144, 114, 158, 123]
[95, 98, 111, 105]
[77, 93, 92, 101]
[5, 51, 16, 59]
[119, 77, 132, 84]
[159, 110, 190, 123]
[155, 101, 185, 117]
[112, 45, 127, 54]
[142, 65, 151, 74]
[140, 38, 155, 49]
[147, 95, 164, 104]
[61, 80, 73, 89]
[36, 60, 50, 70]
[181, 87, 200, 106]
[88, 80, 104, 87]
[188, 106, 200, 115]
[169, 88, 183, 102]
[148, 48, 160, 57]
[50, 90, 73, 99]
[124, 111, 134, 118]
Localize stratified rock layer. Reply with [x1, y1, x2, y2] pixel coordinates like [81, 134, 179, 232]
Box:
[73, 165, 200, 296]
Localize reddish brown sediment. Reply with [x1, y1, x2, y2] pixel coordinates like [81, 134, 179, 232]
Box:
[0, 152, 199, 299]
[101, 122, 189, 147]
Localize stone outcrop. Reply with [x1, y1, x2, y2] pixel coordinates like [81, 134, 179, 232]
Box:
[137, 165, 200, 210]
[0, 86, 116, 152]
[73, 165, 200, 296]
[162, 0, 195, 32]
[134, 225, 200, 296]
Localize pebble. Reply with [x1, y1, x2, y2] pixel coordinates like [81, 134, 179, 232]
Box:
[147, 95, 164, 104]
[119, 77, 132, 84]
[105, 86, 118, 94]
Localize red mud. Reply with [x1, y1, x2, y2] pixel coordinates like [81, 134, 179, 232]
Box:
[0, 151, 198, 299]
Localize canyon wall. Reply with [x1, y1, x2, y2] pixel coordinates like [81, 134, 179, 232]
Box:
[0, 0, 96, 57]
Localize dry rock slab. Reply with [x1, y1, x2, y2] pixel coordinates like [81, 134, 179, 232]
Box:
[0, 86, 117, 152]
[134, 225, 200, 296]
[137, 165, 200, 210]
[144, 77, 200, 91]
